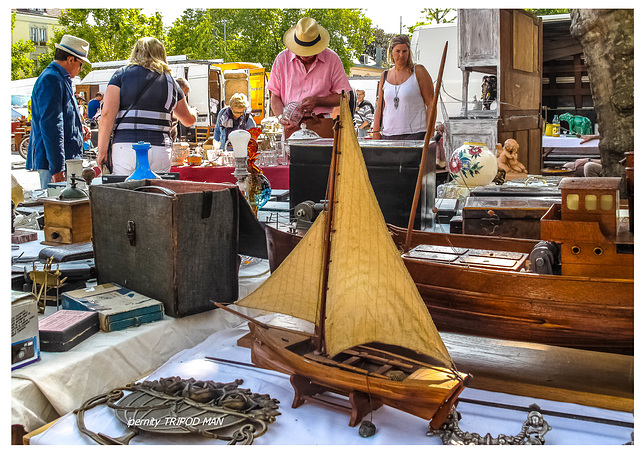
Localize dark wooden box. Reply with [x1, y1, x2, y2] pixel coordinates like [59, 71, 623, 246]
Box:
[462, 196, 559, 239]
[90, 179, 266, 318]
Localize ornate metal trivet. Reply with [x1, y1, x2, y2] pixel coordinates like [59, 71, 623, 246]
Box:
[427, 404, 551, 445]
[74, 376, 280, 445]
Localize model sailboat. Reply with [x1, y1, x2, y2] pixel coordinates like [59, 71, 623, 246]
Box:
[218, 95, 469, 430]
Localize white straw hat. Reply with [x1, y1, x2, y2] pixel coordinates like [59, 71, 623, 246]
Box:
[283, 18, 329, 57]
[55, 35, 91, 64]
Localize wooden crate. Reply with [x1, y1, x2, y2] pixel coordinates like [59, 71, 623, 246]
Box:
[462, 196, 558, 239]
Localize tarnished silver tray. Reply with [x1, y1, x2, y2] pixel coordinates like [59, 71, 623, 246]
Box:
[74, 376, 280, 445]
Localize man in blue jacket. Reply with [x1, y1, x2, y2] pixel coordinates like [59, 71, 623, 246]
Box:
[26, 35, 91, 188]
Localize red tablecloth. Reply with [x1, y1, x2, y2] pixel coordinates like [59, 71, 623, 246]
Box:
[170, 165, 289, 190]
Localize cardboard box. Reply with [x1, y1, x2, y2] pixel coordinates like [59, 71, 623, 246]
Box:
[11, 291, 40, 370]
[39, 310, 99, 352]
[61, 283, 164, 332]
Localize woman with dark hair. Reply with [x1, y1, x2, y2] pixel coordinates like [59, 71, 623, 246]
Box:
[97, 37, 196, 175]
[371, 35, 434, 140]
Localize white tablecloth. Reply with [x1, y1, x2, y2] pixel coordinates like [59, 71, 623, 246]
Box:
[11, 257, 271, 433]
[542, 136, 599, 149]
[30, 314, 634, 445]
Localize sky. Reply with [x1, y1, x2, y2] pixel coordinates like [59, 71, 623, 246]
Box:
[142, 3, 433, 35]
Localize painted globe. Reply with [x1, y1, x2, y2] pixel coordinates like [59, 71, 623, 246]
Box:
[449, 142, 498, 187]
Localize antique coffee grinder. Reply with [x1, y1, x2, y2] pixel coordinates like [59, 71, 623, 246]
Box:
[42, 173, 92, 245]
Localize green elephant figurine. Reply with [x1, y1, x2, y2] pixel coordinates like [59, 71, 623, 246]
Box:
[558, 112, 593, 136]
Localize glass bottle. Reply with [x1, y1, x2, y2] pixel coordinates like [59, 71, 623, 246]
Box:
[551, 115, 561, 137]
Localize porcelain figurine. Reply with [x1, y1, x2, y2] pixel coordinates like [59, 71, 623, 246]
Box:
[558, 112, 592, 136]
[496, 138, 527, 180]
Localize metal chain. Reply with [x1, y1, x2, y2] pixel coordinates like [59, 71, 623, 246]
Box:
[427, 404, 551, 445]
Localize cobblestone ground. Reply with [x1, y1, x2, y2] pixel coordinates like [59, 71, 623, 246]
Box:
[11, 149, 40, 192]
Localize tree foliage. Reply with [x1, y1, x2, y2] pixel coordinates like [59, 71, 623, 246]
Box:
[166, 9, 374, 72]
[11, 12, 36, 79]
[408, 8, 456, 35]
[526, 9, 570, 16]
[20, 8, 373, 78]
[34, 9, 165, 77]
[363, 27, 394, 66]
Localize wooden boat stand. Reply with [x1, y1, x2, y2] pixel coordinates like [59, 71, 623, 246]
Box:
[227, 309, 466, 430]
[290, 374, 383, 427]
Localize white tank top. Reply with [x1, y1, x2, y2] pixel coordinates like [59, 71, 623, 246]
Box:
[382, 72, 427, 136]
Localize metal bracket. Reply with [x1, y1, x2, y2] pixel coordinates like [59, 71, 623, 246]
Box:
[126, 220, 136, 246]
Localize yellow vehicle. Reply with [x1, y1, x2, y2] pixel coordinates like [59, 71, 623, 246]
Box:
[80, 57, 270, 128]
[212, 62, 269, 124]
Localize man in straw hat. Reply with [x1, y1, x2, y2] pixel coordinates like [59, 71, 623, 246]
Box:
[27, 34, 92, 188]
[268, 17, 352, 138]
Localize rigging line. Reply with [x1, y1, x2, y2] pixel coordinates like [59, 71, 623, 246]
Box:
[204, 356, 287, 379]
[457, 397, 634, 429]
[365, 371, 374, 423]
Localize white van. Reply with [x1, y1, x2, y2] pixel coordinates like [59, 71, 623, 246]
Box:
[410, 22, 485, 123]
[80, 57, 225, 128]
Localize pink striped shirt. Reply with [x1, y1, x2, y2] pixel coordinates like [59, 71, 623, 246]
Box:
[267, 48, 352, 116]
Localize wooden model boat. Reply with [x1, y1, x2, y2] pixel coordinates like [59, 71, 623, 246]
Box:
[265, 176, 634, 355]
[219, 95, 470, 430]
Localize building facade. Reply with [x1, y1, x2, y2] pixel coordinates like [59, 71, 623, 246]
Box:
[11, 9, 63, 62]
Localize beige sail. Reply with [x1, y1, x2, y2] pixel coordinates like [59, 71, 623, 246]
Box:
[239, 95, 452, 367]
[238, 212, 326, 324]
[323, 99, 451, 366]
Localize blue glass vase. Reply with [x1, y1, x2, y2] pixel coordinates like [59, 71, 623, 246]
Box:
[125, 141, 160, 181]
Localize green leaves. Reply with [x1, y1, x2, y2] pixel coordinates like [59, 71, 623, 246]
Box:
[166, 9, 374, 72]
[17, 9, 376, 79]
[11, 12, 36, 79]
[33, 9, 166, 78]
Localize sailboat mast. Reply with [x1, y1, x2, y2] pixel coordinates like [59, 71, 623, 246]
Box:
[314, 114, 343, 355]
[405, 42, 448, 250]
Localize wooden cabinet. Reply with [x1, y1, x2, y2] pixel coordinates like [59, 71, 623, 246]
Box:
[446, 9, 543, 174]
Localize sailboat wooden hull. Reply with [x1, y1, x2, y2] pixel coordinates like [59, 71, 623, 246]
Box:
[264, 223, 634, 354]
[247, 322, 469, 429]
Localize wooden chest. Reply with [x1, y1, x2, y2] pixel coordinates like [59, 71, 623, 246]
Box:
[89, 179, 267, 318]
[43, 197, 92, 245]
[462, 196, 558, 239]
[289, 139, 436, 229]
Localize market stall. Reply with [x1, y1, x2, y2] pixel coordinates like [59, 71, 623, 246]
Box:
[26, 316, 634, 445]
[11, 238, 271, 436]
